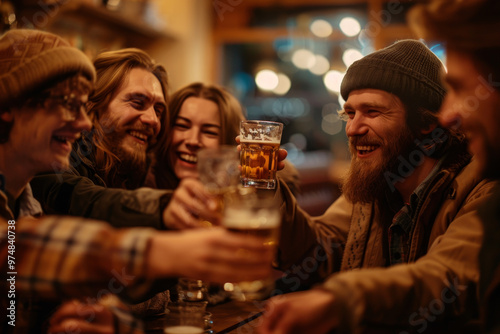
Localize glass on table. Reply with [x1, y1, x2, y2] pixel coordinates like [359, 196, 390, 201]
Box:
[173, 146, 239, 332]
[239, 120, 283, 190]
[166, 278, 212, 334]
[164, 300, 208, 334]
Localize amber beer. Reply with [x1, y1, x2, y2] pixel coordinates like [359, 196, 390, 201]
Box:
[223, 200, 281, 301]
[240, 121, 283, 189]
[197, 187, 235, 228]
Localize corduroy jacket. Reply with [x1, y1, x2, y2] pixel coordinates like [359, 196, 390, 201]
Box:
[275, 150, 498, 333]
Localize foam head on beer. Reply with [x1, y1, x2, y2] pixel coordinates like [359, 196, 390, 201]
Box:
[240, 120, 283, 189]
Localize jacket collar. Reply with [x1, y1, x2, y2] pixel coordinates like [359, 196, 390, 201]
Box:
[0, 174, 43, 220]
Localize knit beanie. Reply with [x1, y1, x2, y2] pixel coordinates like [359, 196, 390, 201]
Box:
[0, 29, 96, 107]
[341, 39, 446, 112]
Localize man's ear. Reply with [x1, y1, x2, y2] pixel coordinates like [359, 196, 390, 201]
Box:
[420, 123, 437, 135]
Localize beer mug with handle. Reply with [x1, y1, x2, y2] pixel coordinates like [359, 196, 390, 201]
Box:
[240, 120, 283, 190]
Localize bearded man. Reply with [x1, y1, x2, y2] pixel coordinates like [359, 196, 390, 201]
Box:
[81, 49, 166, 189]
[258, 40, 498, 334]
[30, 48, 217, 229]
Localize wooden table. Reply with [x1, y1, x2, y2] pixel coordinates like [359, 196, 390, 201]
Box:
[145, 299, 268, 334]
[209, 299, 266, 333]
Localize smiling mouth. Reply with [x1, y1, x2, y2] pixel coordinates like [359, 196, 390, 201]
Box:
[127, 130, 149, 145]
[178, 153, 197, 164]
[53, 136, 68, 143]
[356, 145, 379, 156]
[52, 135, 75, 145]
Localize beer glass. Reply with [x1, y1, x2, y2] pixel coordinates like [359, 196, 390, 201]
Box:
[177, 278, 208, 302]
[164, 301, 207, 334]
[240, 120, 283, 189]
[222, 192, 281, 301]
[196, 146, 240, 227]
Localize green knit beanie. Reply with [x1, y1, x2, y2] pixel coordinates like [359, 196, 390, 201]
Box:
[0, 29, 96, 106]
[340, 39, 446, 112]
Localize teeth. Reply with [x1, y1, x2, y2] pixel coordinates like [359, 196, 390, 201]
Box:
[129, 131, 148, 142]
[356, 145, 377, 152]
[179, 153, 197, 163]
[54, 136, 68, 143]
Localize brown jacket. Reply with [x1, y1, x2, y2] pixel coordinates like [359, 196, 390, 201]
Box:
[478, 186, 500, 334]
[276, 155, 498, 333]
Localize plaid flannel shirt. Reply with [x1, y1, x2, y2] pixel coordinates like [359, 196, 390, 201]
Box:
[1, 178, 154, 333]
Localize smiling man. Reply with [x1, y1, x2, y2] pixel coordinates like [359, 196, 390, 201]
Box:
[30, 49, 222, 231]
[258, 40, 498, 334]
[408, 0, 500, 332]
[84, 51, 167, 189]
[30, 49, 176, 228]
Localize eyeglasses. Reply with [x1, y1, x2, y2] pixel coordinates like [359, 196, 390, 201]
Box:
[49, 94, 87, 121]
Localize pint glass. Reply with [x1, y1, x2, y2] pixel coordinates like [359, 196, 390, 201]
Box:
[240, 120, 283, 189]
[222, 193, 281, 301]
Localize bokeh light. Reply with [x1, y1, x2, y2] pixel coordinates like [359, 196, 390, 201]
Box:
[342, 48, 363, 67]
[339, 17, 361, 37]
[310, 19, 333, 38]
[273, 73, 292, 95]
[323, 70, 344, 93]
[291, 48, 315, 69]
[309, 55, 330, 75]
[255, 69, 279, 91]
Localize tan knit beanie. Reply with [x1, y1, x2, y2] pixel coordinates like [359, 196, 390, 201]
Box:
[340, 39, 446, 112]
[0, 29, 96, 106]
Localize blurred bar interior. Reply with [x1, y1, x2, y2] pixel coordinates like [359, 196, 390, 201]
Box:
[2, 0, 445, 215]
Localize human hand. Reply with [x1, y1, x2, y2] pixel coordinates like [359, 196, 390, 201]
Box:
[48, 300, 115, 334]
[257, 289, 339, 334]
[147, 227, 274, 284]
[235, 135, 288, 170]
[162, 178, 221, 229]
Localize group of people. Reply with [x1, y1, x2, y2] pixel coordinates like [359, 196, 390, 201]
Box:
[1, 0, 499, 333]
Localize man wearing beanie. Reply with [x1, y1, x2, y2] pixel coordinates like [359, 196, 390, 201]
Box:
[0, 28, 149, 334]
[29, 47, 225, 231]
[258, 39, 497, 333]
[0, 30, 275, 334]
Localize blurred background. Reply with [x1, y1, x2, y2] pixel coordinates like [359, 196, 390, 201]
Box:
[2, 0, 444, 215]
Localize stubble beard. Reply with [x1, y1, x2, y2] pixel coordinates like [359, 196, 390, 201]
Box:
[341, 126, 416, 204]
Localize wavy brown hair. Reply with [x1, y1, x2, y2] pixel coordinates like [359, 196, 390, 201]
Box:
[85, 48, 169, 188]
[154, 82, 245, 189]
